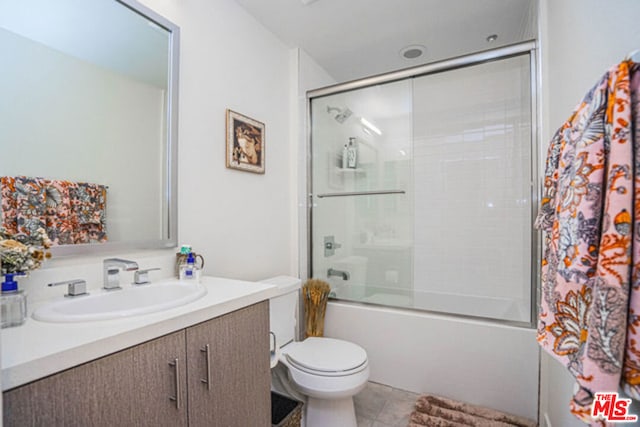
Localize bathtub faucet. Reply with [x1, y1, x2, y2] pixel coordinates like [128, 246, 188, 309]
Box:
[327, 268, 350, 281]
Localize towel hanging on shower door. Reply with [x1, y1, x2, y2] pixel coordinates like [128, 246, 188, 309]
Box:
[535, 59, 640, 425]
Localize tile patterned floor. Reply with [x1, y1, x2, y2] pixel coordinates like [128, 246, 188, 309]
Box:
[354, 381, 419, 427]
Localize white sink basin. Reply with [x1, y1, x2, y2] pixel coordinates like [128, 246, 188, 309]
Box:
[33, 280, 207, 323]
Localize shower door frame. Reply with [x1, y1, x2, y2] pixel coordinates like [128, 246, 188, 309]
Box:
[306, 40, 540, 328]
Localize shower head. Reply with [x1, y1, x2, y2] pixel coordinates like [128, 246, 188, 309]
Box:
[335, 108, 353, 123]
[327, 106, 353, 124]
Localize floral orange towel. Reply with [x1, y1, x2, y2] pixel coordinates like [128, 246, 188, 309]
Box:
[1, 176, 107, 245]
[535, 60, 640, 425]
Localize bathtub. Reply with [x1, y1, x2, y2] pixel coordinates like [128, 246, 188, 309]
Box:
[331, 282, 531, 323]
[323, 299, 539, 422]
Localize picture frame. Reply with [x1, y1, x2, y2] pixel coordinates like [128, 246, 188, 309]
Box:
[225, 109, 265, 174]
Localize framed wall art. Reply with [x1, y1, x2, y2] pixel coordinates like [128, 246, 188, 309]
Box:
[225, 109, 265, 174]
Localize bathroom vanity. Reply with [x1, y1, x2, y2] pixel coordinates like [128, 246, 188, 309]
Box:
[1, 277, 277, 426]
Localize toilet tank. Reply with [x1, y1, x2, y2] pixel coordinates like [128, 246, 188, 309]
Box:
[261, 276, 301, 349]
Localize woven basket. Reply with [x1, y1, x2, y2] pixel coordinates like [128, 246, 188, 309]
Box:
[276, 404, 302, 427]
[271, 392, 303, 427]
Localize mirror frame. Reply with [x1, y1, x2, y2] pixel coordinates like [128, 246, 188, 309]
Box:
[49, 0, 180, 257]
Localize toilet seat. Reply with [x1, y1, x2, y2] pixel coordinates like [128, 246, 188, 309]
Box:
[283, 337, 368, 377]
[279, 337, 370, 400]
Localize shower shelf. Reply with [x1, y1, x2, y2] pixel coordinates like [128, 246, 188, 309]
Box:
[334, 167, 366, 174]
[316, 189, 406, 198]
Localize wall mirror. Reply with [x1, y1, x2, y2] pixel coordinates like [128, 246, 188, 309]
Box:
[0, 0, 179, 256]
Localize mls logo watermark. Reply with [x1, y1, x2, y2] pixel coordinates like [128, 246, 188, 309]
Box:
[591, 392, 638, 423]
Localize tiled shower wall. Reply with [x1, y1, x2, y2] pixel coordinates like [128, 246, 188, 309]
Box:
[412, 55, 533, 322]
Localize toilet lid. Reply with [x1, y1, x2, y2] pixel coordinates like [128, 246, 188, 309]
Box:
[284, 337, 367, 373]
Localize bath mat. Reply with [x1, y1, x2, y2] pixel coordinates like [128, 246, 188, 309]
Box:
[408, 394, 537, 427]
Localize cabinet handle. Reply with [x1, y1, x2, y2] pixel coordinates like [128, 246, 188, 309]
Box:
[200, 344, 211, 390]
[169, 358, 181, 409]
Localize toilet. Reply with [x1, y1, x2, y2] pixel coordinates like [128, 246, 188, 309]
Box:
[262, 276, 370, 427]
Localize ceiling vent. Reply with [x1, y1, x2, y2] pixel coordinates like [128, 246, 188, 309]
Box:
[400, 45, 426, 60]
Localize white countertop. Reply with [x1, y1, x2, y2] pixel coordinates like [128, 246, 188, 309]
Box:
[1, 276, 278, 391]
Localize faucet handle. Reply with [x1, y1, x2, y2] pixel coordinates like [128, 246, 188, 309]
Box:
[133, 268, 161, 285]
[48, 279, 88, 297]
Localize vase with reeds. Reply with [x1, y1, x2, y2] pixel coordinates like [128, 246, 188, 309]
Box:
[302, 279, 331, 337]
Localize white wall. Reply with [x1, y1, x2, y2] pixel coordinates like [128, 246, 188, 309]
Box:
[139, 0, 294, 281]
[538, 0, 640, 425]
[541, 0, 640, 141]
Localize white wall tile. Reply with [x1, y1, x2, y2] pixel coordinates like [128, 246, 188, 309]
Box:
[412, 55, 532, 320]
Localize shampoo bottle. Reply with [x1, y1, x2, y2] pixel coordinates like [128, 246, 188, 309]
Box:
[342, 144, 348, 169]
[347, 137, 357, 168]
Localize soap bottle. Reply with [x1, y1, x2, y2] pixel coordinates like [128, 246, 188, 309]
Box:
[179, 253, 194, 280]
[1, 273, 27, 328]
[180, 252, 201, 282]
[342, 144, 348, 169]
[347, 137, 357, 168]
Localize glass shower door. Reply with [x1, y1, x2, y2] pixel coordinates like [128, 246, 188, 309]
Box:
[310, 80, 414, 304]
[309, 52, 534, 324]
[412, 54, 533, 322]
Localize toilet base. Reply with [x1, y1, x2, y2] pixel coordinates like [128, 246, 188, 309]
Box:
[305, 396, 357, 427]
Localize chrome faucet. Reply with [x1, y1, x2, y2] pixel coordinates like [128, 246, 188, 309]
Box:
[327, 268, 350, 281]
[103, 258, 139, 290]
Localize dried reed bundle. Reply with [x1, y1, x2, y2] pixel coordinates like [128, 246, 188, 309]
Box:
[302, 279, 331, 337]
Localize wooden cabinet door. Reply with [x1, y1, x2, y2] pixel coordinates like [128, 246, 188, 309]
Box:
[4, 348, 136, 427]
[132, 330, 188, 427]
[186, 301, 271, 427]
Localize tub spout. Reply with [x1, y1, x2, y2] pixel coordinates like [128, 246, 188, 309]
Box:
[327, 268, 350, 280]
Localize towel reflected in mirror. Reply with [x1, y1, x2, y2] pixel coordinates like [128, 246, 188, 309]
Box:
[1, 176, 107, 245]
